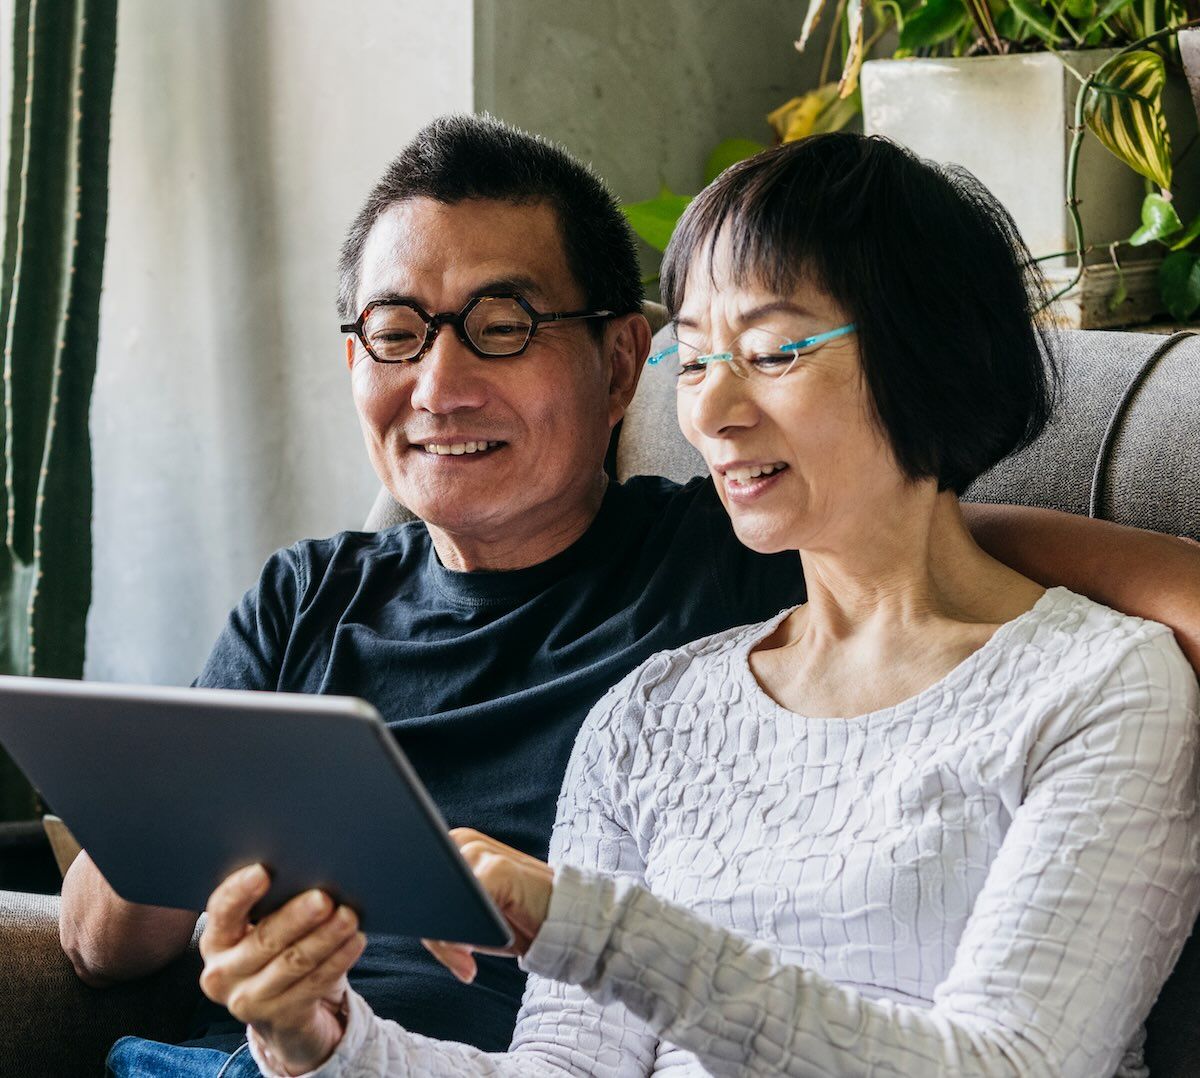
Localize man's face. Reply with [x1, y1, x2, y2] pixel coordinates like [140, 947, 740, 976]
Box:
[347, 198, 630, 562]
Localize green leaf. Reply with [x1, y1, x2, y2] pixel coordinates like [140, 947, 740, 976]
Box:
[1084, 51, 1173, 189]
[1127, 192, 1183, 246]
[1169, 211, 1200, 252]
[1066, 0, 1096, 19]
[1008, 0, 1060, 44]
[1081, 0, 1137, 35]
[1159, 251, 1200, 321]
[621, 188, 693, 253]
[704, 139, 767, 184]
[994, 8, 1023, 37]
[898, 0, 968, 49]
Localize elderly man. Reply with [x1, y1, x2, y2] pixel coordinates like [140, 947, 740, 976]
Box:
[60, 115, 1199, 1077]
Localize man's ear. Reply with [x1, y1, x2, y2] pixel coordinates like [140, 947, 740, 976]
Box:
[603, 313, 652, 428]
[345, 335, 356, 371]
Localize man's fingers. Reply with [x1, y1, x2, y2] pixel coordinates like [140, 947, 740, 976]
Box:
[201, 864, 271, 955]
[224, 909, 363, 1023]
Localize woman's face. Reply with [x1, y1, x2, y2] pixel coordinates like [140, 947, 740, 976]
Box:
[675, 245, 910, 556]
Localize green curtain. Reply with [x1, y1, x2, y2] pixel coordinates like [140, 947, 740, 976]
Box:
[0, 0, 118, 820]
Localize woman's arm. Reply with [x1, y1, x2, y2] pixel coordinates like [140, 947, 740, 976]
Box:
[212, 680, 662, 1078]
[962, 502, 1200, 668]
[514, 630, 1200, 1078]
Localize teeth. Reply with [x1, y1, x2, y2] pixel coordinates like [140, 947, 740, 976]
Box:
[422, 440, 502, 456]
[725, 462, 786, 484]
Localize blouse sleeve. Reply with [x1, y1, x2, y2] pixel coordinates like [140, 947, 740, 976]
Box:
[519, 631, 1200, 1078]
[249, 677, 662, 1078]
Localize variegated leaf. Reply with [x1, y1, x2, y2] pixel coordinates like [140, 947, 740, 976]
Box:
[769, 85, 841, 142]
[1083, 50, 1173, 190]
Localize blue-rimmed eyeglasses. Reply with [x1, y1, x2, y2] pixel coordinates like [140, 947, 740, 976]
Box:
[341, 294, 614, 365]
[648, 323, 857, 385]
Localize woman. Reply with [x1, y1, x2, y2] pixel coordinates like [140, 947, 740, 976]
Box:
[202, 134, 1200, 1076]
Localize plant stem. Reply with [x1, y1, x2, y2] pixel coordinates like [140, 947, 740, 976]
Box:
[1049, 0, 1087, 44]
[820, 0, 847, 85]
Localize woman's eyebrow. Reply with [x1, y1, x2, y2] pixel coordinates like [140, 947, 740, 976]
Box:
[736, 300, 815, 323]
[675, 300, 815, 332]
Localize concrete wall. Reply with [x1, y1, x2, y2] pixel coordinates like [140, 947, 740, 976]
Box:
[476, 0, 822, 287]
[83, 0, 473, 685]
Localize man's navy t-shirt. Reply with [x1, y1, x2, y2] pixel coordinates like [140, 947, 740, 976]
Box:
[190, 476, 805, 1051]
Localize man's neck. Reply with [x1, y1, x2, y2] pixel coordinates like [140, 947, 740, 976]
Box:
[426, 474, 609, 573]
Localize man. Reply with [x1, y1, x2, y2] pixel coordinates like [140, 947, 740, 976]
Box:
[60, 115, 1200, 1077]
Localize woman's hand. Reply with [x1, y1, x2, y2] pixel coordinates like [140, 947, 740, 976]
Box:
[198, 864, 367, 1077]
[422, 828, 554, 983]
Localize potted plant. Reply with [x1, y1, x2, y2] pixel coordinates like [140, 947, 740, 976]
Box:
[624, 3, 1200, 324]
[852, 0, 1200, 325]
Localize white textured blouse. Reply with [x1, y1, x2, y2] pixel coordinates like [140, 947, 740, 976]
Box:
[254, 588, 1200, 1078]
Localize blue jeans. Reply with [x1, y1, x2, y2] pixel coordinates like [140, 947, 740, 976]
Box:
[105, 1038, 262, 1077]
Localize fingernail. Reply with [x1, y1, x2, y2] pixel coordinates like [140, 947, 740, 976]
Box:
[240, 864, 267, 889]
[304, 890, 329, 915]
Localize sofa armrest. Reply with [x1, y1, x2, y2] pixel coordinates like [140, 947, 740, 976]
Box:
[0, 889, 205, 1074]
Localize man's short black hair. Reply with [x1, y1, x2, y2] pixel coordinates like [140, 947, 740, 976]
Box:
[661, 133, 1059, 495]
[337, 114, 643, 330]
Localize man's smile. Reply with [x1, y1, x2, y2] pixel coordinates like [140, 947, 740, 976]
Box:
[410, 439, 507, 457]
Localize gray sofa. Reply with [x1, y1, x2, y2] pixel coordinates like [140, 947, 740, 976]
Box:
[2, 326, 1198, 1076]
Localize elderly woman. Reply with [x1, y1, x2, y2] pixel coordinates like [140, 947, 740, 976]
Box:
[204, 134, 1200, 1077]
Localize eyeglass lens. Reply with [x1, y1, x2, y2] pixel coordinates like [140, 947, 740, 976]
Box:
[362, 297, 535, 362]
[676, 327, 816, 382]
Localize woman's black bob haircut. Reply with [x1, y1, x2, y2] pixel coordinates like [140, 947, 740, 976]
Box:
[661, 133, 1059, 495]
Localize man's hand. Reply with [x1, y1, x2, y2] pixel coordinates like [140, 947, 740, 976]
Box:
[60, 851, 198, 987]
[199, 864, 366, 1077]
[421, 828, 554, 984]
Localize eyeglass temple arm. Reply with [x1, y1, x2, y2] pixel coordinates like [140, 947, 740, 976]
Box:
[780, 323, 857, 352]
[536, 309, 615, 324]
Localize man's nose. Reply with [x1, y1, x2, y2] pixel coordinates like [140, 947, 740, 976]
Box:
[688, 363, 759, 439]
[408, 326, 489, 414]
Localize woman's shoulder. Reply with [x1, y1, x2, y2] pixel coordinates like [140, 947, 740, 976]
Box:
[1013, 586, 1197, 710]
[1024, 587, 1185, 656]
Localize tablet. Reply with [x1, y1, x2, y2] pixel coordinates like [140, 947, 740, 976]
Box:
[0, 676, 513, 947]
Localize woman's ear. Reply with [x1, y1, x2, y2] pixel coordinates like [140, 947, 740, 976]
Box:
[603, 313, 652, 428]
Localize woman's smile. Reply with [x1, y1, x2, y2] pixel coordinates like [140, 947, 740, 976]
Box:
[717, 459, 791, 502]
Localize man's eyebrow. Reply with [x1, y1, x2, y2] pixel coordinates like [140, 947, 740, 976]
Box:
[363, 277, 550, 311]
[468, 275, 547, 302]
[674, 300, 816, 332]
[365, 290, 420, 307]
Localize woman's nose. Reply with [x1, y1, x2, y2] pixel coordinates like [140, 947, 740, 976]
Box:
[686, 363, 759, 439]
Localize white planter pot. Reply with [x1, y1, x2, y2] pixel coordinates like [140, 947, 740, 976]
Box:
[861, 51, 1200, 328]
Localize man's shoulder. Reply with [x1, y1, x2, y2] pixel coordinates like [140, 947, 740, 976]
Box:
[262, 521, 431, 591]
[617, 472, 722, 519]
